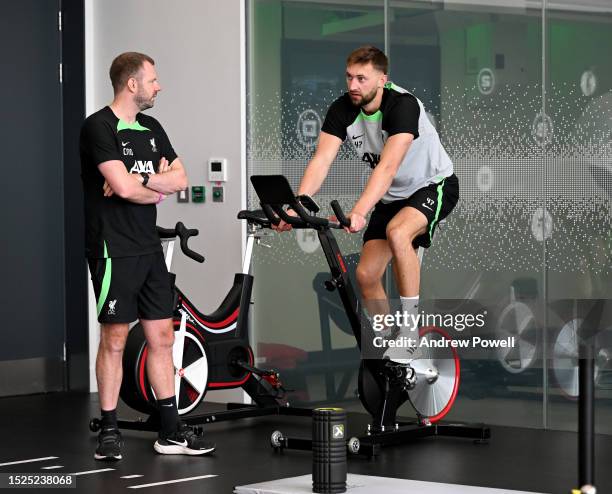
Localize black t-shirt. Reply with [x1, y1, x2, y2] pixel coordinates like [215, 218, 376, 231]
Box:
[80, 106, 177, 258]
[321, 85, 420, 143]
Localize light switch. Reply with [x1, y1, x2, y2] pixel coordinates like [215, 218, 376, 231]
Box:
[177, 188, 189, 203]
[212, 186, 224, 203]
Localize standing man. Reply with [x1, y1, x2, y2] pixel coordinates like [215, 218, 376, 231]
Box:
[277, 46, 459, 361]
[80, 52, 215, 460]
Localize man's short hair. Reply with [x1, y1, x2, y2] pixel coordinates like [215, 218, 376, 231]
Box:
[346, 46, 388, 74]
[109, 52, 155, 93]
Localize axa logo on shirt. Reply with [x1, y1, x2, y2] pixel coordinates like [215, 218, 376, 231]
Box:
[362, 153, 381, 169]
[129, 160, 155, 174]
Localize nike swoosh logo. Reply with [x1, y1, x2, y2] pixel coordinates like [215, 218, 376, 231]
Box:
[351, 134, 364, 140]
[121, 141, 129, 146]
[422, 204, 433, 211]
[167, 439, 188, 447]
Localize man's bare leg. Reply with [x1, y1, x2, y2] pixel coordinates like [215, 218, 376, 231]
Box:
[95, 323, 129, 460]
[386, 207, 427, 298]
[384, 207, 428, 362]
[142, 318, 216, 455]
[97, 323, 130, 411]
[356, 239, 393, 333]
[142, 318, 179, 438]
[142, 318, 175, 399]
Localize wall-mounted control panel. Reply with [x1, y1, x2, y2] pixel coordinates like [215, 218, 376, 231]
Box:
[208, 158, 227, 182]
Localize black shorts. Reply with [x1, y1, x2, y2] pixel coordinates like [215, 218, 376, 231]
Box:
[88, 251, 174, 324]
[363, 174, 459, 249]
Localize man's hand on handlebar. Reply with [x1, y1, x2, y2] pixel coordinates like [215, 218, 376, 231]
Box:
[268, 200, 364, 233]
[272, 208, 298, 232]
[346, 211, 367, 233]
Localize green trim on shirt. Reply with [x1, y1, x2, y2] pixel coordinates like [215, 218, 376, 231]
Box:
[352, 110, 383, 125]
[117, 119, 150, 132]
[384, 82, 402, 92]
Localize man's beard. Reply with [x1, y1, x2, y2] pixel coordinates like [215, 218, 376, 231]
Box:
[135, 90, 154, 111]
[350, 87, 377, 108]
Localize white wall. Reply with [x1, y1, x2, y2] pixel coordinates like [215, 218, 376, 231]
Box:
[85, 0, 247, 404]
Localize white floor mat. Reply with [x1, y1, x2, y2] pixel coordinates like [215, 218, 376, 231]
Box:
[234, 473, 549, 494]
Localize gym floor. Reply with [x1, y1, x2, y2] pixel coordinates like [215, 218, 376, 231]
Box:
[0, 393, 610, 494]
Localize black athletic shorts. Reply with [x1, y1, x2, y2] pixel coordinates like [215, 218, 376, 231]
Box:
[363, 174, 459, 249]
[88, 251, 174, 324]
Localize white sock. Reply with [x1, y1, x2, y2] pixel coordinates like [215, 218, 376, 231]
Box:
[383, 295, 419, 364]
[399, 296, 419, 336]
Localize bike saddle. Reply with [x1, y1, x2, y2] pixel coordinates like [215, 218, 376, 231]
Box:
[238, 209, 271, 228]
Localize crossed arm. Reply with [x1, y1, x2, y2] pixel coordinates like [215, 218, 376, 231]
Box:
[98, 157, 188, 204]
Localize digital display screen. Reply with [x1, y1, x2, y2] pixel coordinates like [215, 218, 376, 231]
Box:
[211, 162, 222, 172]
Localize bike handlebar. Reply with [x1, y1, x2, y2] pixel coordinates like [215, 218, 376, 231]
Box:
[258, 197, 350, 230]
[156, 226, 177, 239]
[155, 222, 205, 263]
[330, 200, 351, 228]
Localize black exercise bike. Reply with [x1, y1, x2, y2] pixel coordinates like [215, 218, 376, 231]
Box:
[90, 213, 311, 434]
[249, 175, 490, 456]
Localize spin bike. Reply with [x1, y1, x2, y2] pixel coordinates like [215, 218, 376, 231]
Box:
[89, 213, 312, 434]
[249, 175, 490, 457]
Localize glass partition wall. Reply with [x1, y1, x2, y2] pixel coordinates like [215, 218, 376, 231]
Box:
[247, 0, 612, 432]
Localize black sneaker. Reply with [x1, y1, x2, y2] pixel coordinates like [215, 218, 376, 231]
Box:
[154, 423, 215, 456]
[94, 427, 123, 461]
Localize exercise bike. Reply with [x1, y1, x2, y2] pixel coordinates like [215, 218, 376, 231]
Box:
[249, 174, 490, 457]
[90, 213, 312, 434]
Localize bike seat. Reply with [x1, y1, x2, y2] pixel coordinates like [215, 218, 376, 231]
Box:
[238, 209, 271, 228]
